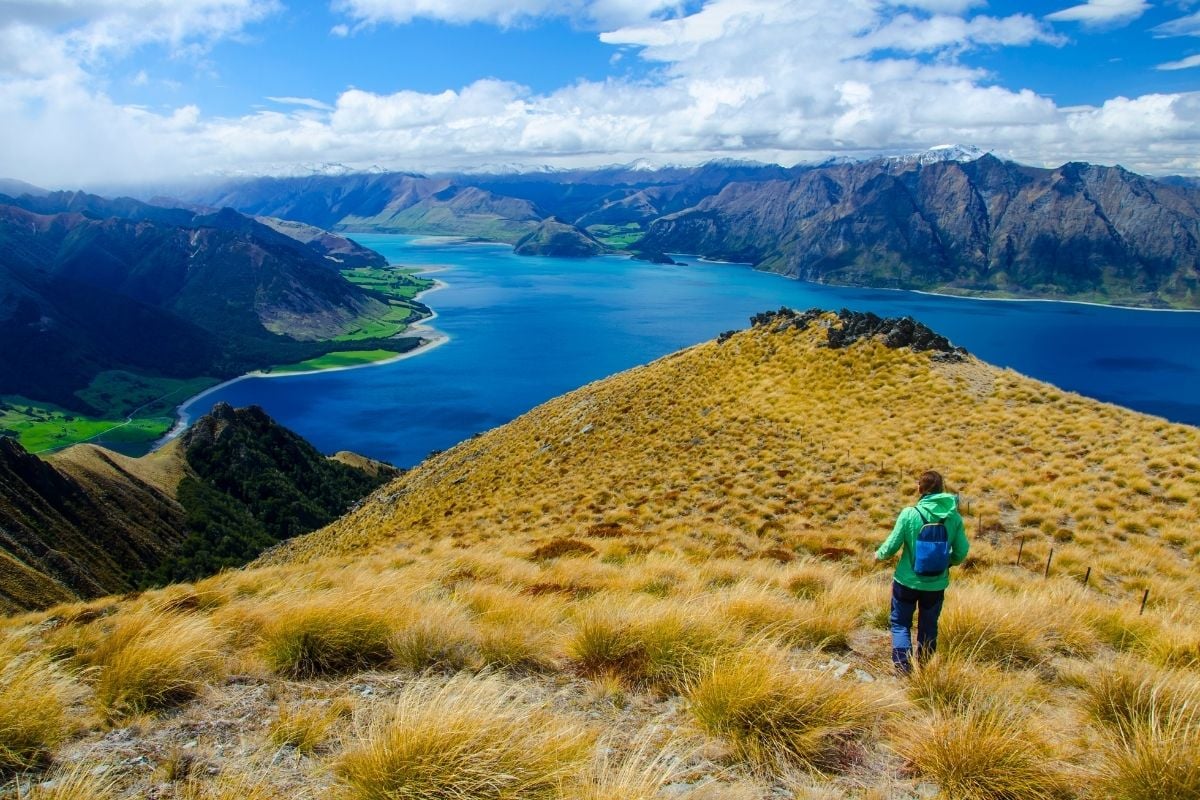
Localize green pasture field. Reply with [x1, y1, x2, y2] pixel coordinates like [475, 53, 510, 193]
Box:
[265, 349, 400, 374]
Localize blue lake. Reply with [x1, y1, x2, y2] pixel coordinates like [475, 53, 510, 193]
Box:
[177, 235, 1200, 467]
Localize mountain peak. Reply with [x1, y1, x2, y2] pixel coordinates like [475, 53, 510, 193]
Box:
[885, 144, 987, 167]
[746, 307, 968, 360]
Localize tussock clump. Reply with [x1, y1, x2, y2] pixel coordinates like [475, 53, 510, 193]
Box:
[892, 699, 1070, 800]
[531, 537, 598, 560]
[0, 639, 80, 772]
[269, 699, 353, 753]
[461, 586, 564, 672]
[687, 646, 894, 774]
[938, 588, 1050, 667]
[907, 653, 1040, 712]
[18, 764, 119, 799]
[573, 729, 697, 800]
[389, 602, 480, 673]
[86, 609, 225, 716]
[567, 598, 735, 691]
[1092, 700, 1200, 800]
[1084, 658, 1200, 732]
[335, 675, 592, 800]
[260, 595, 392, 678]
[182, 771, 306, 800]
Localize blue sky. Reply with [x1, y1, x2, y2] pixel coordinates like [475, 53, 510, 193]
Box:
[1, 0, 1198, 186]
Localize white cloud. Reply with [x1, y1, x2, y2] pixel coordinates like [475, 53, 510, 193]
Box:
[1158, 53, 1200, 69]
[331, 0, 686, 30]
[0, 1, 280, 68]
[2, 0, 1200, 186]
[1045, 0, 1150, 27]
[266, 96, 335, 110]
[1153, 11, 1200, 37]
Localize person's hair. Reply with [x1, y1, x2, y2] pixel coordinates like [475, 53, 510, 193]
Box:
[918, 470, 944, 496]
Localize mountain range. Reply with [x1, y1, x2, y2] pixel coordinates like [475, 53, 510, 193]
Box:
[175, 149, 1200, 307]
[0, 192, 423, 415]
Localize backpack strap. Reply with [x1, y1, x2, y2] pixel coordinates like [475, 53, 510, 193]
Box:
[913, 507, 929, 524]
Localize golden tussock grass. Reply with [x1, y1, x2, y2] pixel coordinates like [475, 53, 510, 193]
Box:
[67, 608, 225, 716]
[269, 697, 354, 753]
[1091, 700, 1200, 800]
[181, 771, 309, 800]
[891, 697, 1072, 800]
[571, 729, 699, 800]
[335, 674, 593, 800]
[687, 646, 896, 774]
[907, 652, 1042, 713]
[259, 593, 393, 678]
[15, 764, 120, 799]
[0, 637, 81, 772]
[567, 596, 736, 692]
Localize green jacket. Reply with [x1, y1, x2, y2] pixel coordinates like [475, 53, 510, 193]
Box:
[875, 492, 969, 591]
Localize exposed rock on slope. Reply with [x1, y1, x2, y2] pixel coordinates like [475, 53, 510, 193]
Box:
[255, 216, 387, 268]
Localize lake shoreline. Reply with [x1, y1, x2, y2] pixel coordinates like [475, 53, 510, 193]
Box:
[666, 253, 1200, 314]
[152, 270, 451, 451]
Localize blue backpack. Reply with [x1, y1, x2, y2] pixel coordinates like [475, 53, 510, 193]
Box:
[912, 507, 951, 576]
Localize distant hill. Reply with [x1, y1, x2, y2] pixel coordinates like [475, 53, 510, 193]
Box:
[179, 153, 1200, 308]
[0, 192, 423, 413]
[0, 403, 396, 612]
[513, 217, 605, 257]
[636, 155, 1200, 307]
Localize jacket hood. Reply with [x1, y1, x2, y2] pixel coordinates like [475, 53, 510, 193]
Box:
[916, 492, 958, 520]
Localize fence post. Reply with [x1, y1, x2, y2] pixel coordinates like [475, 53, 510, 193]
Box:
[1044, 548, 1054, 578]
[1140, 588, 1150, 615]
[1016, 537, 1024, 566]
[1083, 566, 1091, 587]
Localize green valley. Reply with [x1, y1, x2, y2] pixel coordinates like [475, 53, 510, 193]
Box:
[0, 373, 218, 453]
[0, 194, 435, 454]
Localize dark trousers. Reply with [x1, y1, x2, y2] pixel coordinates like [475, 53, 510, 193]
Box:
[889, 580, 945, 670]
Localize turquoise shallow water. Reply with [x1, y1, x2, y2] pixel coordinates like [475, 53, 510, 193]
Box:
[175, 235, 1200, 467]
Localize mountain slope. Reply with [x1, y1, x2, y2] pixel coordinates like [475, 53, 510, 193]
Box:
[513, 217, 605, 257]
[272, 307, 1199, 581]
[0, 404, 396, 611]
[0, 436, 186, 612]
[0, 194, 423, 414]
[637, 155, 1200, 306]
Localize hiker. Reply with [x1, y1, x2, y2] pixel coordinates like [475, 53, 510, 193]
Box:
[875, 470, 969, 673]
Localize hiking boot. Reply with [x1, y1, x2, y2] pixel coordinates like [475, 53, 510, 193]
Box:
[891, 647, 913, 675]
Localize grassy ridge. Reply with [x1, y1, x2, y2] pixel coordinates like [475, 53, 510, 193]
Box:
[2, 312, 1198, 798]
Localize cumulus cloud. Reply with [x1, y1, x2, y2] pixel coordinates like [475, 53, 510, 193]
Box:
[1045, 0, 1150, 27]
[2, 0, 1199, 186]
